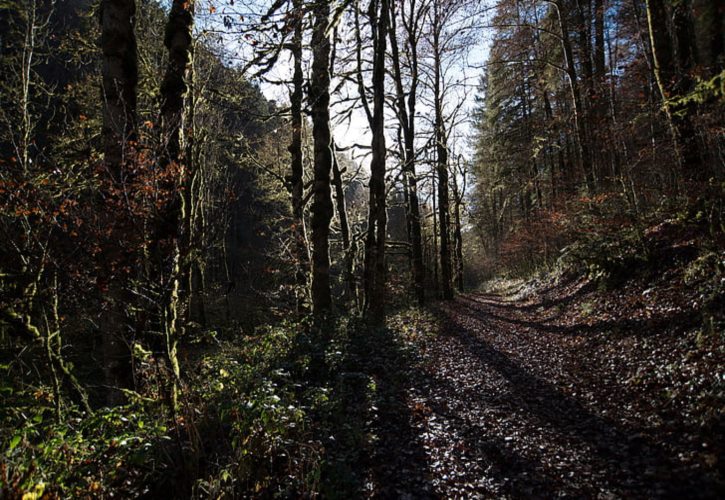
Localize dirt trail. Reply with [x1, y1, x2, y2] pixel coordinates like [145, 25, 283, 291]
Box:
[379, 290, 722, 499]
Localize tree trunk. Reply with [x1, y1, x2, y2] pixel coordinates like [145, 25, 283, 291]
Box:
[576, 0, 598, 190]
[289, 0, 310, 313]
[160, 0, 193, 166]
[389, 0, 425, 305]
[310, 0, 334, 315]
[159, 0, 194, 405]
[364, 0, 389, 321]
[670, 0, 702, 179]
[433, 2, 453, 300]
[699, 0, 724, 77]
[554, 0, 594, 193]
[646, 0, 702, 183]
[331, 142, 354, 301]
[452, 164, 464, 293]
[432, 175, 439, 293]
[593, 0, 606, 183]
[101, 0, 138, 180]
[99, 0, 138, 405]
[594, 0, 605, 79]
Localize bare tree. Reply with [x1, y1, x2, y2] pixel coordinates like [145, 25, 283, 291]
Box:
[389, 0, 428, 304]
[310, 0, 334, 315]
[159, 0, 195, 406]
[289, 0, 310, 312]
[99, 0, 138, 404]
[363, 0, 390, 320]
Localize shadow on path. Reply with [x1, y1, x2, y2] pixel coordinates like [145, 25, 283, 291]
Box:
[459, 294, 699, 337]
[432, 297, 722, 498]
[316, 320, 433, 498]
[316, 317, 577, 498]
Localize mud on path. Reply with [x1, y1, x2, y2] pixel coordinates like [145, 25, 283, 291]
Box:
[368, 283, 723, 499]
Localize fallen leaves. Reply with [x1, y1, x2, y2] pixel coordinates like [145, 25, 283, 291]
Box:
[376, 270, 723, 498]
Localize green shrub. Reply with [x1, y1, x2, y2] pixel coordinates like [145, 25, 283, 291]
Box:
[1, 396, 170, 498]
[558, 225, 650, 288]
[188, 318, 335, 498]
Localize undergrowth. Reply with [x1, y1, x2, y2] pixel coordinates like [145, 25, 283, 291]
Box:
[480, 195, 724, 340]
[1, 394, 170, 498]
[1, 308, 440, 498]
[557, 196, 723, 288]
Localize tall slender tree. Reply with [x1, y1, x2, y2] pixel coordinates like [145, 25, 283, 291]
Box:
[309, 0, 334, 315]
[159, 0, 195, 405]
[331, 142, 354, 301]
[431, 0, 453, 299]
[99, 0, 138, 403]
[554, 0, 594, 192]
[364, 0, 390, 320]
[389, 0, 427, 305]
[289, 0, 310, 312]
[452, 155, 465, 292]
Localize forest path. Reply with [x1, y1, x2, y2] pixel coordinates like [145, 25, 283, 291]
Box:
[368, 290, 722, 499]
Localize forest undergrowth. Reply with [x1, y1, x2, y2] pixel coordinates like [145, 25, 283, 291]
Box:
[2, 298, 440, 498]
[1, 0, 723, 496]
[3, 200, 723, 498]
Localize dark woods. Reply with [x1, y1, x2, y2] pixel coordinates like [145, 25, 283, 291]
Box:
[2, 0, 289, 407]
[0, 0, 722, 497]
[469, 0, 723, 277]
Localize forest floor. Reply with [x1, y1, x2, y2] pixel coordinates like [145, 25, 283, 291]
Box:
[4, 229, 723, 499]
[331, 272, 724, 498]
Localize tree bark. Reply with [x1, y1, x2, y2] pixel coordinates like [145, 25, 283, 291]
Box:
[331, 142, 354, 301]
[389, 0, 425, 305]
[289, 0, 310, 313]
[432, 0, 453, 300]
[670, 0, 702, 177]
[594, 0, 605, 79]
[432, 174, 439, 292]
[310, 0, 334, 315]
[99, 0, 138, 405]
[159, 0, 194, 406]
[101, 0, 138, 181]
[364, 0, 389, 321]
[592, 0, 607, 183]
[452, 160, 464, 293]
[554, 0, 594, 193]
[646, 0, 702, 183]
[160, 0, 193, 167]
[699, 0, 724, 77]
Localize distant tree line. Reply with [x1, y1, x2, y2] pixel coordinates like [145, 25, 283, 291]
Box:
[469, 0, 723, 276]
